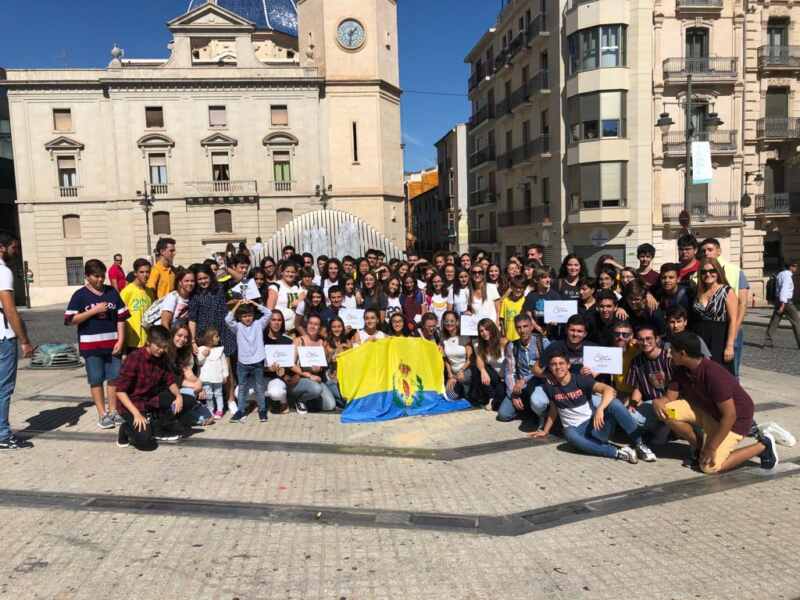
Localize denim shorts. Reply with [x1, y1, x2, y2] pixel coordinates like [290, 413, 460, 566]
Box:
[85, 354, 122, 386]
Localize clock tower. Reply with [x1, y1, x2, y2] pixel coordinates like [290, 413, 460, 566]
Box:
[297, 0, 404, 247]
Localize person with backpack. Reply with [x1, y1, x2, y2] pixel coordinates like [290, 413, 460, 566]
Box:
[764, 260, 800, 349]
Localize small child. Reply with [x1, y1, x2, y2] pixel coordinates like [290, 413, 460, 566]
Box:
[195, 327, 229, 420]
[225, 299, 270, 423]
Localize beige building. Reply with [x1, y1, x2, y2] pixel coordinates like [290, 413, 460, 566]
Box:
[4, 0, 404, 305]
[435, 124, 470, 254]
[466, 0, 798, 295]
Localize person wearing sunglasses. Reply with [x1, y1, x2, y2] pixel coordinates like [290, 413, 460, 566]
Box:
[690, 258, 738, 374]
[466, 266, 500, 326]
[605, 320, 639, 404]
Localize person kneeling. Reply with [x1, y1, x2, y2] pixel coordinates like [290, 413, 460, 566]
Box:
[114, 326, 195, 450]
[530, 350, 656, 463]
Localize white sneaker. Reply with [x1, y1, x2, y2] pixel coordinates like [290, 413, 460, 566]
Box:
[635, 441, 657, 462]
[295, 401, 308, 415]
[227, 400, 238, 415]
[616, 446, 638, 464]
[759, 422, 796, 447]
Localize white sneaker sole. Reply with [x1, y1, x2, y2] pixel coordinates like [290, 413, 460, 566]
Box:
[760, 422, 796, 447]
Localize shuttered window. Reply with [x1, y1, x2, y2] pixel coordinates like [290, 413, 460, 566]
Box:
[153, 211, 171, 235]
[214, 209, 232, 233]
[271, 105, 288, 126]
[276, 208, 293, 229]
[53, 109, 72, 131]
[145, 107, 164, 128]
[209, 106, 227, 127]
[62, 215, 81, 239]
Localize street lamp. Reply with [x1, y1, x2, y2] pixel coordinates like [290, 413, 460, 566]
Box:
[136, 180, 156, 260]
[655, 74, 725, 214]
[315, 176, 333, 210]
[741, 170, 763, 209]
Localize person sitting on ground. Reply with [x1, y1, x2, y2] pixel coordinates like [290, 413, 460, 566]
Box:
[169, 324, 213, 427]
[471, 318, 509, 411]
[115, 325, 196, 449]
[287, 314, 337, 413]
[529, 350, 656, 464]
[441, 311, 473, 401]
[497, 313, 550, 423]
[653, 332, 792, 473]
[263, 310, 292, 414]
[225, 299, 271, 423]
[625, 324, 673, 444]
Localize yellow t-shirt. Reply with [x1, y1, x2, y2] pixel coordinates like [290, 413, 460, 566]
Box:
[612, 345, 639, 395]
[120, 283, 155, 348]
[146, 261, 175, 300]
[499, 295, 526, 341]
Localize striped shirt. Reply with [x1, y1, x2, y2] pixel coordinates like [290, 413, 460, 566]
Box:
[625, 349, 672, 401]
[65, 285, 129, 357]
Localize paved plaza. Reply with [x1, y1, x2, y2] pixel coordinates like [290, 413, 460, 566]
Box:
[1, 309, 798, 599]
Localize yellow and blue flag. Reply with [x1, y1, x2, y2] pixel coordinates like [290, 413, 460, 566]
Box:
[338, 337, 471, 423]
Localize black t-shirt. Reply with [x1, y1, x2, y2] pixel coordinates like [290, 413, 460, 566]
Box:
[539, 340, 596, 372]
[523, 288, 562, 324]
[264, 334, 293, 379]
[557, 280, 581, 301]
[541, 373, 595, 427]
[589, 314, 616, 345]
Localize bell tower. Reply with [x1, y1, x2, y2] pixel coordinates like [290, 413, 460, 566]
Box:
[297, 0, 404, 247]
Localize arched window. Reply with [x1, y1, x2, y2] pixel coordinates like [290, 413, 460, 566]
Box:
[153, 211, 171, 235]
[276, 208, 293, 229]
[62, 214, 81, 239]
[214, 209, 232, 233]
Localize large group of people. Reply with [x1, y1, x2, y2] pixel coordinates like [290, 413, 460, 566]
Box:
[0, 226, 795, 474]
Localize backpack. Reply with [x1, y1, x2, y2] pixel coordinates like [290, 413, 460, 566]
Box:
[766, 274, 778, 304]
[142, 291, 176, 329]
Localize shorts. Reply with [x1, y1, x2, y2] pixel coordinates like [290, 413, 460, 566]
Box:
[85, 354, 122, 387]
[664, 399, 744, 474]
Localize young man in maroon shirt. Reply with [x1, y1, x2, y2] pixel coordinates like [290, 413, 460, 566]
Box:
[676, 234, 700, 283]
[653, 332, 793, 473]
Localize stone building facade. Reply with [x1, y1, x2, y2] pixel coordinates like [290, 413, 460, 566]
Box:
[4, 0, 404, 305]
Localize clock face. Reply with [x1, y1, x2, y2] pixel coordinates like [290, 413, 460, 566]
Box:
[337, 19, 366, 50]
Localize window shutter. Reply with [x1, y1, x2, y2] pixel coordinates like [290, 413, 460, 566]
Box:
[209, 106, 226, 127]
[600, 92, 621, 120]
[600, 162, 623, 201]
[145, 107, 164, 128]
[58, 156, 77, 170]
[214, 209, 232, 233]
[276, 208, 293, 229]
[149, 153, 167, 167]
[153, 211, 171, 235]
[211, 152, 229, 165]
[271, 105, 289, 126]
[53, 109, 72, 131]
[62, 215, 81, 239]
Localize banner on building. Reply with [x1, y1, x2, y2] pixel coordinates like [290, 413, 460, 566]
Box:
[691, 141, 713, 185]
[338, 338, 471, 423]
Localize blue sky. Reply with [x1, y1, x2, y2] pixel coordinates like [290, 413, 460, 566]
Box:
[0, 0, 500, 173]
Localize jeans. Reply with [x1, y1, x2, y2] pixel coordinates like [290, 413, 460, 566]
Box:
[766, 303, 800, 348]
[203, 382, 224, 412]
[326, 380, 346, 409]
[630, 400, 672, 444]
[563, 398, 642, 458]
[497, 384, 549, 422]
[288, 378, 336, 412]
[85, 354, 121, 386]
[0, 338, 18, 441]
[237, 362, 266, 413]
[733, 328, 744, 378]
[448, 368, 472, 402]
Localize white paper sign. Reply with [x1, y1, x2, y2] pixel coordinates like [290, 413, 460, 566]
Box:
[298, 345, 328, 368]
[460, 314, 480, 336]
[691, 141, 713, 185]
[583, 346, 623, 375]
[339, 308, 365, 330]
[543, 300, 578, 324]
[264, 344, 295, 368]
[232, 279, 262, 301]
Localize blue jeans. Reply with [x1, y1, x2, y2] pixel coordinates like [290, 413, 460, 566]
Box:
[733, 328, 744, 378]
[631, 400, 672, 444]
[497, 385, 549, 422]
[563, 398, 642, 459]
[288, 378, 337, 411]
[326, 380, 346, 409]
[236, 362, 266, 413]
[85, 354, 121, 387]
[0, 338, 18, 441]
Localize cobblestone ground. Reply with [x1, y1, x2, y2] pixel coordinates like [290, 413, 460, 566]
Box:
[5, 308, 800, 599]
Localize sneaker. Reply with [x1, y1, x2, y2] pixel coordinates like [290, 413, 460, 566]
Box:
[759, 422, 796, 447]
[154, 433, 181, 443]
[0, 436, 33, 450]
[759, 432, 779, 471]
[111, 412, 125, 426]
[230, 410, 246, 423]
[258, 410, 268, 423]
[615, 446, 638, 464]
[227, 400, 238, 415]
[296, 401, 308, 415]
[213, 410, 224, 420]
[97, 413, 115, 429]
[117, 428, 130, 448]
[635, 441, 657, 462]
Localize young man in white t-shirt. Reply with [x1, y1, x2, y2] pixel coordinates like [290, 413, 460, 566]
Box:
[0, 232, 34, 449]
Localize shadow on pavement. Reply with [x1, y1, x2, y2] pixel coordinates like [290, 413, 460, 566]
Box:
[18, 402, 93, 438]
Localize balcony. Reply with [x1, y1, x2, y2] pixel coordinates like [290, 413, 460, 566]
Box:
[676, 0, 723, 13]
[662, 130, 737, 155]
[186, 180, 258, 196]
[526, 14, 549, 43]
[568, 197, 629, 224]
[508, 32, 525, 59]
[150, 183, 169, 195]
[662, 202, 739, 225]
[757, 118, 800, 141]
[471, 229, 497, 244]
[529, 70, 550, 95]
[468, 104, 494, 130]
[469, 145, 496, 169]
[272, 180, 294, 192]
[755, 193, 800, 216]
[495, 97, 512, 119]
[663, 57, 737, 83]
[510, 83, 531, 111]
[498, 136, 552, 171]
[469, 189, 498, 207]
[494, 49, 511, 72]
[498, 205, 552, 227]
[758, 46, 800, 71]
[59, 186, 80, 198]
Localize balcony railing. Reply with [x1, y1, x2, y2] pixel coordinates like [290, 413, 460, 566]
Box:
[529, 70, 550, 95]
[469, 189, 498, 207]
[758, 46, 800, 70]
[494, 49, 510, 72]
[662, 130, 738, 154]
[498, 136, 551, 171]
[508, 32, 525, 59]
[495, 97, 512, 118]
[662, 202, 739, 223]
[59, 186, 79, 198]
[272, 180, 294, 192]
[497, 205, 551, 227]
[510, 83, 530, 110]
[468, 104, 494, 129]
[471, 229, 497, 244]
[755, 193, 800, 216]
[151, 183, 169, 195]
[663, 57, 737, 80]
[187, 180, 258, 196]
[469, 145, 496, 169]
[676, 0, 723, 9]
[569, 197, 627, 213]
[757, 117, 800, 140]
[526, 14, 549, 42]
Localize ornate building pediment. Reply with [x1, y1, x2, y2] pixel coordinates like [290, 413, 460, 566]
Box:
[168, 2, 256, 33]
[201, 133, 238, 156]
[44, 136, 84, 159]
[137, 133, 176, 157]
[263, 132, 299, 146]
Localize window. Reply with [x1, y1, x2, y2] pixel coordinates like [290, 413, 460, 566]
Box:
[523, 183, 532, 208]
[568, 25, 627, 75]
[66, 257, 84, 286]
[153, 211, 171, 235]
[145, 107, 164, 128]
[211, 152, 230, 181]
[149, 154, 168, 185]
[506, 188, 514, 211]
[566, 161, 627, 209]
[57, 156, 77, 187]
[276, 208, 293, 229]
[542, 177, 550, 208]
[352, 122, 359, 163]
[209, 105, 227, 128]
[271, 105, 288, 126]
[567, 91, 626, 143]
[53, 109, 72, 132]
[214, 209, 232, 233]
[62, 215, 81, 239]
[273, 151, 291, 182]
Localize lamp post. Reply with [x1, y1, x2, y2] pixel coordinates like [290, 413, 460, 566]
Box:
[656, 73, 724, 220]
[315, 176, 333, 210]
[741, 170, 763, 209]
[136, 180, 155, 261]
